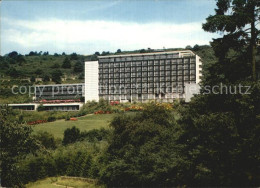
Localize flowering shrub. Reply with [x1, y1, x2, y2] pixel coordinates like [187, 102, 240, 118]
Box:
[155, 103, 173, 110]
[39, 99, 81, 103]
[124, 105, 143, 112]
[27, 120, 47, 125]
[110, 101, 120, 105]
[94, 110, 112, 115]
[70, 117, 78, 121]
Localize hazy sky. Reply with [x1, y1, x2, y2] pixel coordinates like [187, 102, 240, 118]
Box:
[0, 0, 219, 55]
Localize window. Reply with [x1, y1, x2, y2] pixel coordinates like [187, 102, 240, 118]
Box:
[142, 72, 148, 77]
[142, 61, 148, 66]
[160, 71, 165, 76]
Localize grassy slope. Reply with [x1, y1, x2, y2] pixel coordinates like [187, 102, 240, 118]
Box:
[26, 177, 103, 188]
[33, 114, 115, 138]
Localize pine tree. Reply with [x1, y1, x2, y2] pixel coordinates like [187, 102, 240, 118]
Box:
[62, 57, 71, 69]
[203, 0, 260, 81]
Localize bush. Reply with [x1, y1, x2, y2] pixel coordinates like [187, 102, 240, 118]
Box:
[80, 128, 110, 142]
[37, 105, 45, 112]
[34, 131, 57, 149]
[63, 126, 81, 145]
[47, 116, 56, 122]
[14, 142, 98, 185]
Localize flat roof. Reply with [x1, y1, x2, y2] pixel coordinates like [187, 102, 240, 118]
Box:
[98, 50, 195, 59]
[8, 103, 36, 106]
[35, 83, 84, 87]
[42, 103, 83, 106]
[8, 103, 83, 106]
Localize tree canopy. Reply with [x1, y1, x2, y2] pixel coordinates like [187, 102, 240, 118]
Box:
[203, 0, 260, 81]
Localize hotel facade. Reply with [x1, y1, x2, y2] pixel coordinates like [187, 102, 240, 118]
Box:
[85, 50, 202, 103]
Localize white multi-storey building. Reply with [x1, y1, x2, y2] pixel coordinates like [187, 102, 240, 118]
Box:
[85, 50, 202, 103]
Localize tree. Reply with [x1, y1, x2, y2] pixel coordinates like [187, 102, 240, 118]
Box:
[70, 52, 78, 60]
[100, 103, 182, 187]
[0, 106, 38, 186]
[116, 49, 121, 54]
[16, 55, 26, 66]
[43, 74, 50, 82]
[51, 70, 62, 84]
[140, 49, 146, 53]
[7, 51, 18, 59]
[74, 61, 83, 72]
[30, 76, 36, 83]
[62, 57, 71, 69]
[7, 67, 19, 77]
[193, 44, 200, 51]
[63, 126, 81, 145]
[95, 52, 100, 56]
[35, 68, 43, 75]
[185, 45, 192, 50]
[101, 51, 110, 56]
[177, 83, 260, 186]
[33, 131, 57, 150]
[28, 51, 37, 56]
[202, 0, 260, 81]
[43, 51, 49, 56]
[51, 63, 60, 68]
[172, 1, 260, 185]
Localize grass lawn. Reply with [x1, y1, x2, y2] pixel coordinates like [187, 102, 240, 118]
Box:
[26, 177, 103, 188]
[33, 114, 115, 139]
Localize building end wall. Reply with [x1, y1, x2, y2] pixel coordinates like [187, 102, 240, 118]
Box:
[85, 61, 99, 103]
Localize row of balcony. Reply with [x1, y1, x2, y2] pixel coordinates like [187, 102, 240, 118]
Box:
[99, 66, 195, 72]
[99, 55, 195, 63]
[100, 62, 196, 68]
[99, 73, 196, 79]
[99, 89, 185, 95]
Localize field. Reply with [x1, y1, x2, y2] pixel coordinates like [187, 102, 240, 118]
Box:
[26, 176, 104, 188]
[33, 114, 115, 138]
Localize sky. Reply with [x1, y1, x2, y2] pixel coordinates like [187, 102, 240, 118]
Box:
[0, 0, 219, 56]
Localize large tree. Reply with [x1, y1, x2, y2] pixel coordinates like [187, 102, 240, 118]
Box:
[203, 0, 260, 81]
[0, 106, 38, 186]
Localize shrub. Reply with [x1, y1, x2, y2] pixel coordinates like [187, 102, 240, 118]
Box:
[37, 104, 45, 112]
[80, 128, 110, 142]
[63, 126, 81, 145]
[34, 131, 57, 149]
[47, 116, 56, 122]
